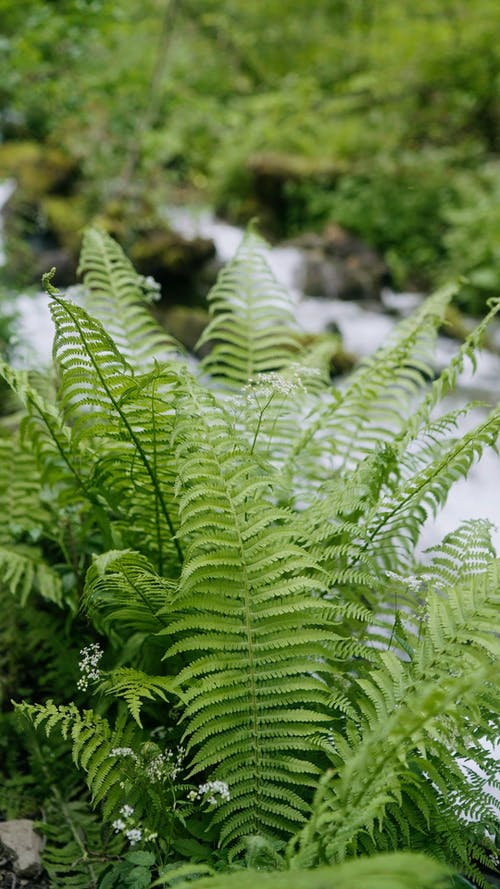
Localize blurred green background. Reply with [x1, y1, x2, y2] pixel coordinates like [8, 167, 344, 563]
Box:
[1, 0, 500, 311]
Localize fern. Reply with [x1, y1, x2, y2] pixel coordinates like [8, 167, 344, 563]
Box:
[2, 227, 499, 885]
[197, 226, 302, 387]
[37, 790, 118, 889]
[161, 378, 349, 850]
[77, 226, 183, 371]
[291, 539, 500, 881]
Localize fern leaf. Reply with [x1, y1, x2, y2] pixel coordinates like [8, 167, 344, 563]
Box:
[159, 379, 344, 847]
[197, 227, 301, 387]
[78, 226, 183, 371]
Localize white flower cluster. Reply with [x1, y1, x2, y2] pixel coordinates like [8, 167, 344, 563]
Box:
[125, 828, 142, 846]
[109, 747, 139, 763]
[112, 805, 142, 846]
[145, 746, 184, 783]
[188, 780, 231, 806]
[76, 643, 103, 691]
[247, 369, 304, 399]
[112, 805, 156, 847]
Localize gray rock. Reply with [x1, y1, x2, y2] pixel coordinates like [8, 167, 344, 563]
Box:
[292, 223, 390, 302]
[0, 820, 43, 877]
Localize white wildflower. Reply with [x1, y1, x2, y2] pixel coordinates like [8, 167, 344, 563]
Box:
[145, 753, 167, 783]
[197, 780, 230, 805]
[145, 746, 184, 782]
[125, 828, 142, 846]
[77, 643, 103, 691]
[140, 274, 161, 302]
[112, 819, 125, 832]
[120, 804, 134, 818]
[248, 370, 305, 398]
[109, 747, 139, 763]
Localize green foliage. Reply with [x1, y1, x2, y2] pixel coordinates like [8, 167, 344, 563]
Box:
[2, 0, 500, 306]
[1, 229, 499, 887]
[442, 163, 500, 314]
[152, 852, 451, 889]
[284, 150, 457, 288]
[36, 790, 119, 889]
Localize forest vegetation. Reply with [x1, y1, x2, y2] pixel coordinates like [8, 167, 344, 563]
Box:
[0, 3, 499, 888]
[1, 0, 500, 307]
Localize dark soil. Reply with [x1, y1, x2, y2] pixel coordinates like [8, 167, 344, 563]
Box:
[0, 859, 50, 889]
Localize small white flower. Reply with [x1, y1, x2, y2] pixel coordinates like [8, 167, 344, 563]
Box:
[197, 780, 230, 804]
[109, 747, 139, 762]
[386, 571, 423, 592]
[125, 828, 142, 846]
[77, 643, 103, 691]
[145, 754, 166, 783]
[120, 804, 134, 818]
[112, 819, 125, 832]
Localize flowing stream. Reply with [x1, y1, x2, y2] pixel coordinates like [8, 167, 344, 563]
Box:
[1, 183, 500, 551]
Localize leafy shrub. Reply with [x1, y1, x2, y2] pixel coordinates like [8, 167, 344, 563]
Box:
[0, 228, 499, 888]
[283, 151, 458, 289]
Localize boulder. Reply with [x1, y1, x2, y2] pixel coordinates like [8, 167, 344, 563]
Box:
[0, 819, 43, 878]
[293, 223, 390, 301]
[218, 152, 345, 235]
[130, 229, 216, 304]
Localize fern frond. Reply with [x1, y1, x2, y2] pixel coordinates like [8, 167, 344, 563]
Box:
[362, 406, 500, 568]
[197, 227, 301, 387]
[78, 226, 183, 371]
[0, 358, 93, 501]
[16, 701, 141, 818]
[397, 296, 500, 449]
[422, 519, 496, 590]
[0, 542, 62, 605]
[293, 559, 499, 874]
[158, 379, 347, 848]
[84, 549, 175, 636]
[313, 283, 457, 469]
[48, 291, 184, 569]
[98, 666, 173, 726]
[37, 791, 117, 889]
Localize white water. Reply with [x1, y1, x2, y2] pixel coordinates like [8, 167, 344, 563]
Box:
[2, 188, 500, 549]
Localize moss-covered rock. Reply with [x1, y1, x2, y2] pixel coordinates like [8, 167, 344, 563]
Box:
[0, 141, 78, 198]
[294, 224, 390, 301]
[297, 332, 357, 378]
[130, 229, 216, 304]
[217, 152, 345, 236]
[39, 195, 87, 255]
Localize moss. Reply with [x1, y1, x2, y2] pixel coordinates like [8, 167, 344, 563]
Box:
[39, 195, 87, 255]
[0, 142, 78, 199]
